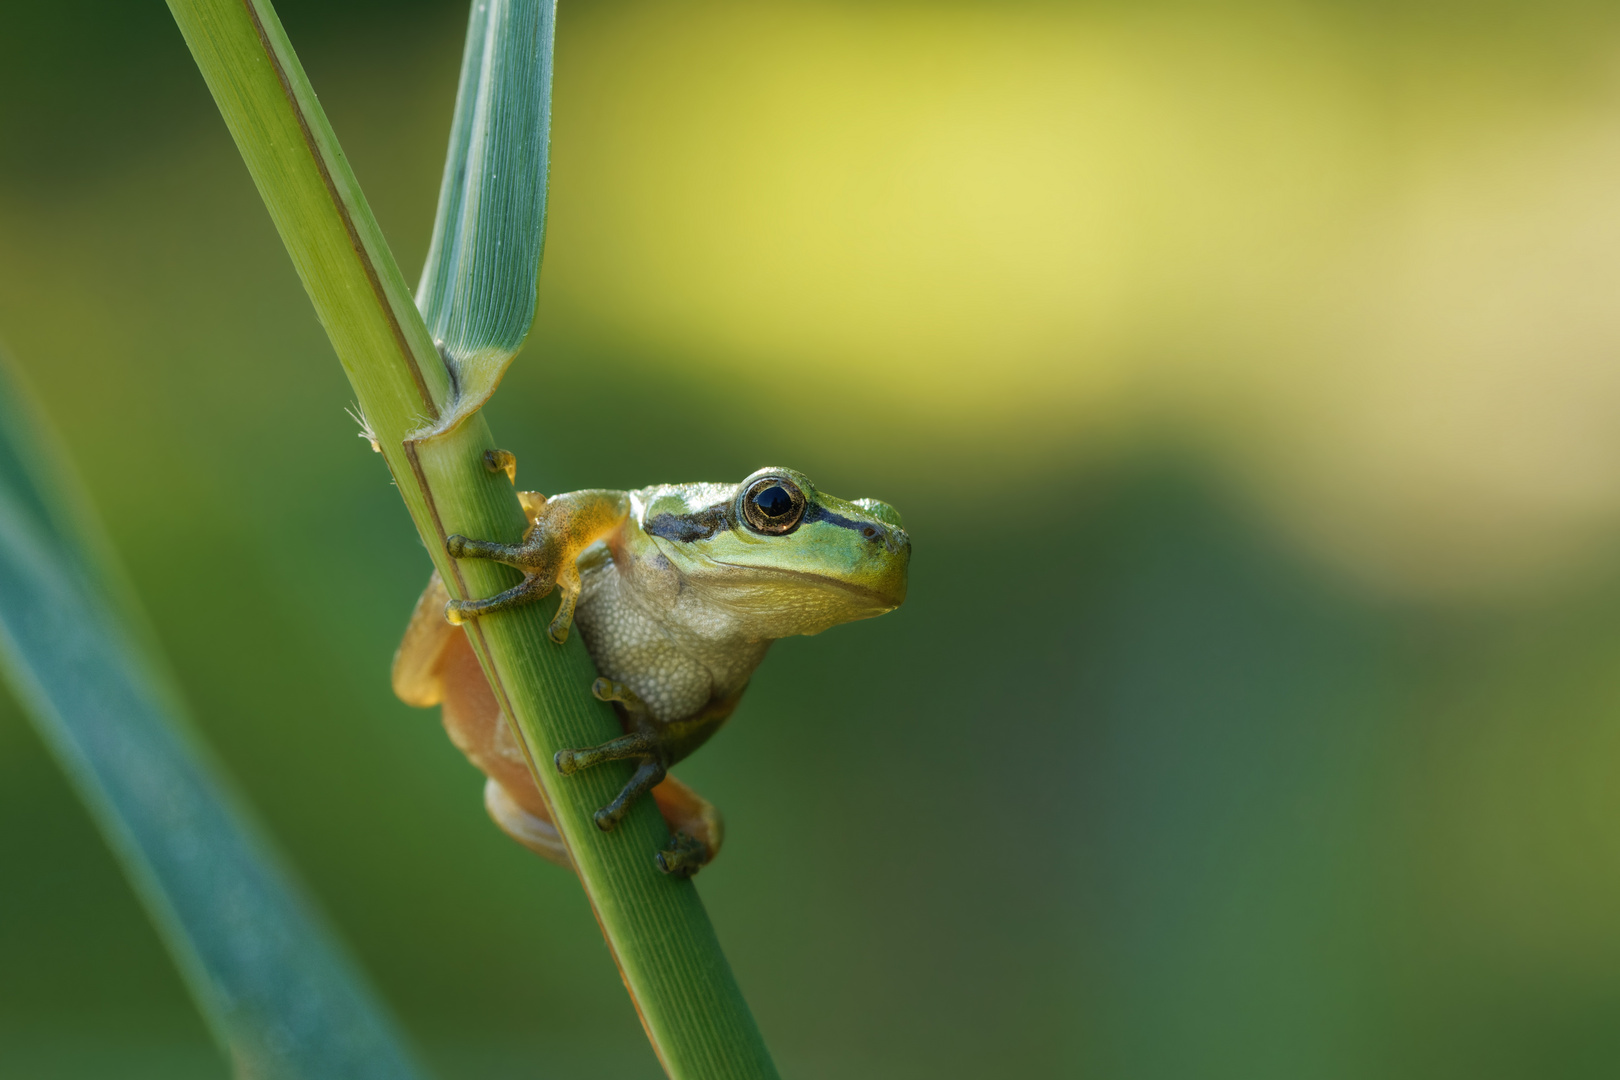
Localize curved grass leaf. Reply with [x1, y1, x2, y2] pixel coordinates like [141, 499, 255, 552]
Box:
[0, 352, 428, 1080]
[417, 0, 556, 425]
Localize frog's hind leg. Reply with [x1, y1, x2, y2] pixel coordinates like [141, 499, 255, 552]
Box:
[392, 571, 456, 707]
[484, 778, 570, 868]
[434, 628, 572, 866]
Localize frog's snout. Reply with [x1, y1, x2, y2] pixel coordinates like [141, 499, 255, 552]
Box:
[849, 497, 909, 557]
[859, 520, 910, 557]
[857, 518, 910, 611]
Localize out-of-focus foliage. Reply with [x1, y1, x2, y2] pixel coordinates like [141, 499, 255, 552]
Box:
[0, 356, 426, 1079]
[2, 1, 1620, 1078]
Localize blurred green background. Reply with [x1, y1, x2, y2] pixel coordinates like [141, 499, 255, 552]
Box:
[4, 0, 1620, 1076]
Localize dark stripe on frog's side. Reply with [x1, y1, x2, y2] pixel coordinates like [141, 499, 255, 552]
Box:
[645, 503, 731, 542]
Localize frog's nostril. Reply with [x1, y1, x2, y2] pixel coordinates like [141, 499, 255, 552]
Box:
[862, 525, 879, 540]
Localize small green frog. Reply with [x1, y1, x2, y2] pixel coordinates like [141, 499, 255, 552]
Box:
[393, 463, 910, 876]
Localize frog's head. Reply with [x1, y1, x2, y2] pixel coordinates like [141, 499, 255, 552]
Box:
[639, 467, 910, 639]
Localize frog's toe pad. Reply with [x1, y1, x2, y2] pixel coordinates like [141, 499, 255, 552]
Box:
[483, 778, 571, 869]
[656, 831, 711, 878]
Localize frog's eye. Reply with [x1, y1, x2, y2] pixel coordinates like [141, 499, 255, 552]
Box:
[739, 475, 807, 535]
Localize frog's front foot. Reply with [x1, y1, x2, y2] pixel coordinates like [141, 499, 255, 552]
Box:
[443, 530, 579, 642]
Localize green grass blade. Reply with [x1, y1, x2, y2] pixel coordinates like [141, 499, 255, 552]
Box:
[0, 353, 428, 1080]
[165, 1, 780, 1075]
[417, 0, 555, 405]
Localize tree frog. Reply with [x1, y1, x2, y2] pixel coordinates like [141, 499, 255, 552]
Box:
[392, 463, 910, 876]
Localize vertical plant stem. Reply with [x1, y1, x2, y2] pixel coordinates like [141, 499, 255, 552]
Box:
[164, 2, 779, 1076]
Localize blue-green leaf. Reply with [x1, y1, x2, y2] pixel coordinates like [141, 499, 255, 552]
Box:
[0, 352, 428, 1080]
[416, 0, 556, 431]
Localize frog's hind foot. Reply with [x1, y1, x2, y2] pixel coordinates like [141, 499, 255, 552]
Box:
[656, 831, 708, 878]
[650, 777, 723, 877]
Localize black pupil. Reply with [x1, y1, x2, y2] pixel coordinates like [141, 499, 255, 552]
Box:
[754, 484, 794, 518]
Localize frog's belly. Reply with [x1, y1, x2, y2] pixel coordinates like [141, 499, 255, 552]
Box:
[574, 566, 714, 723]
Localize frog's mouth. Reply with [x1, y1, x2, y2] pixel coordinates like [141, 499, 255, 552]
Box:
[705, 560, 906, 612]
